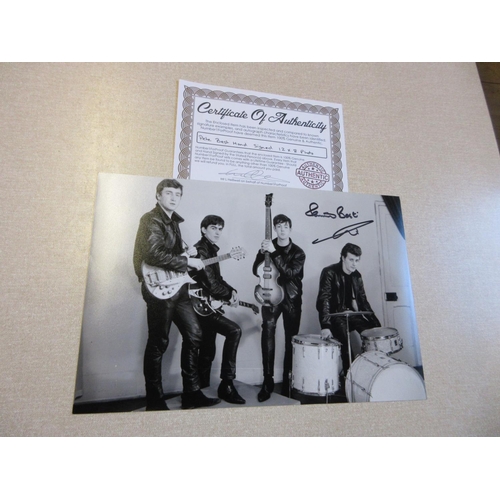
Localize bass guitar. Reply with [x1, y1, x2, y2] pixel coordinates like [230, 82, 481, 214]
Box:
[254, 193, 284, 306]
[189, 285, 259, 317]
[142, 246, 246, 300]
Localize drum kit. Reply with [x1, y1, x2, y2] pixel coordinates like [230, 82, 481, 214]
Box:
[291, 311, 426, 403]
[291, 334, 342, 402]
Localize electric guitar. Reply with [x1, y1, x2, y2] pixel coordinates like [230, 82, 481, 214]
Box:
[189, 285, 259, 317]
[254, 193, 284, 306]
[142, 246, 246, 300]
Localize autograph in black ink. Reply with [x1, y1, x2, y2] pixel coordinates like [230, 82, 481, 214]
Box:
[305, 202, 358, 220]
[311, 220, 374, 244]
[305, 203, 371, 244]
[218, 168, 289, 184]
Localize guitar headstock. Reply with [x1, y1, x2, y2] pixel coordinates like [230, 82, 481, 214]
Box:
[229, 246, 247, 260]
[265, 193, 273, 208]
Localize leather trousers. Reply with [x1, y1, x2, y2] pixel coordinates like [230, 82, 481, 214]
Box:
[329, 315, 379, 375]
[142, 284, 202, 402]
[261, 300, 301, 387]
[198, 313, 242, 383]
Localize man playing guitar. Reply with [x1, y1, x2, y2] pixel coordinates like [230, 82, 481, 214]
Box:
[133, 179, 221, 411]
[253, 213, 306, 401]
[191, 215, 246, 405]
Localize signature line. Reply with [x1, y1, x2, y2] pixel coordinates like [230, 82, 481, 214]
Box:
[312, 220, 374, 244]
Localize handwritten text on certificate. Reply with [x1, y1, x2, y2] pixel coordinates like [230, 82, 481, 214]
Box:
[173, 80, 348, 191]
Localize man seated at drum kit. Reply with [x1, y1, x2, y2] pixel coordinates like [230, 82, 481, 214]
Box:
[316, 242, 381, 389]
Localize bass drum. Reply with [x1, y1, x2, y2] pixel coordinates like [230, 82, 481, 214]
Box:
[361, 327, 403, 355]
[292, 334, 342, 396]
[346, 351, 426, 403]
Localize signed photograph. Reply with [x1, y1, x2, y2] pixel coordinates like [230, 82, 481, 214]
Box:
[73, 173, 425, 414]
[173, 80, 347, 192]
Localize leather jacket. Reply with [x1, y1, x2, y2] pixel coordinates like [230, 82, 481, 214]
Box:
[253, 238, 305, 305]
[193, 236, 235, 302]
[316, 261, 381, 330]
[133, 203, 188, 282]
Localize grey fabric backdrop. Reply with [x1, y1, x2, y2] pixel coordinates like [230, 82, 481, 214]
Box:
[1, 62, 499, 436]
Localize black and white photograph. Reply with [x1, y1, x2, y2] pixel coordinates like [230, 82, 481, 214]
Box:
[73, 173, 426, 413]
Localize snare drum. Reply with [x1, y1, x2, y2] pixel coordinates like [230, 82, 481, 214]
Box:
[346, 351, 426, 403]
[361, 327, 403, 355]
[291, 334, 342, 396]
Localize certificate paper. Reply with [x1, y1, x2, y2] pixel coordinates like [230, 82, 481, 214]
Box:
[173, 80, 348, 191]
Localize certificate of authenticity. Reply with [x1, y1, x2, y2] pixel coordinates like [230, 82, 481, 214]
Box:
[173, 80, 348, 191]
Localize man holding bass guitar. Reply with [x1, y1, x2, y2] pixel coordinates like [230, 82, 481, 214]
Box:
[133, 179, 221, 411]
[190, 215, 247, 405]
[253, 209, 306, 402]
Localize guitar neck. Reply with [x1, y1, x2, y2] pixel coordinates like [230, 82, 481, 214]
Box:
[265, 206, 272, 241]
[264, 205, 272, 265]
[239, 301, 253, 309]
[201, 253, 232, 267]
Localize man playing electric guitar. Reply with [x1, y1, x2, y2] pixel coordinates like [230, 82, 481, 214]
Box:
[191, 215, 246, 405]
[252, 214, 306, 401]
[133, 179, 221, 411]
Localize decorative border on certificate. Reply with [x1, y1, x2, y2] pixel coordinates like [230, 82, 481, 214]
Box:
[174, 81, 347, 191]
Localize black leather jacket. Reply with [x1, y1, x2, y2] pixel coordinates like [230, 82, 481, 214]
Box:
[316, 261, 381, 330]
[193, 236, 235, 302]
[133, 203, 188, 281]
[252, 238, 305, 306]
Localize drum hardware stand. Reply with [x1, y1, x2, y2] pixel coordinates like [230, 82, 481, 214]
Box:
[346, 325, 354, 403]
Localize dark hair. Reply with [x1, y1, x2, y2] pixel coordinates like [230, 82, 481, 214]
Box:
[200, 215, 225, 235]
[273, 214, 292, 228]
[340, 242, 362, 259]
[156, 178, 183, 197]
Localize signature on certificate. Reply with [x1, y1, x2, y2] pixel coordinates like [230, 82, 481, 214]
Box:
[218, 168, 289, 184]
